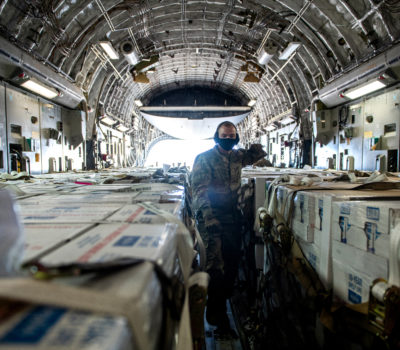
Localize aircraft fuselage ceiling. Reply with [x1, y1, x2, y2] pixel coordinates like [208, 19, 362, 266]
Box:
[0, 0, 399, 171]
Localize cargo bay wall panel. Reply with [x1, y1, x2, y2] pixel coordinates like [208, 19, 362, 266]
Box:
[0, 83, 7, 173]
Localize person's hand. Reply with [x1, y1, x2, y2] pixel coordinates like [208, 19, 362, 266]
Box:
[249, 144, 264, 152]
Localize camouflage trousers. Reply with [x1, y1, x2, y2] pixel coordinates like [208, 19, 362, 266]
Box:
[196, 215, 242, 323]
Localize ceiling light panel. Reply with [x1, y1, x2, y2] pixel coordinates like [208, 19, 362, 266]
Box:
[343, 80, 386, 100]
[280, 116, 295, 125]
[21, 79, 59, 99]
[100, 116, 116, 125]
[116, 124, 129, 132]
[100, 41, 119, 60]
[278, 42, 301, 60]
[265, 124, 277, 131]
[134, 99, 143, 107]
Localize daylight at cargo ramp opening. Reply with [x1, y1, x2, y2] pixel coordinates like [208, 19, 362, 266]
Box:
[141, 87, 250, 168]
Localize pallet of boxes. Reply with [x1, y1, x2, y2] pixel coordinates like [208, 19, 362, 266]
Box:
[250, 170, 400, 349]
[0, 171, 208, 350]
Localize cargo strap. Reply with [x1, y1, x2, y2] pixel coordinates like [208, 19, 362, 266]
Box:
[261, 179, 327, 296]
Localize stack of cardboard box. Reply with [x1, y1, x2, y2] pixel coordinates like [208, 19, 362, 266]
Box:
[0, 169, 193, 350]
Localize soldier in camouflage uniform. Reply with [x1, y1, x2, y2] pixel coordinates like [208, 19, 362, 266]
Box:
[190, 121, 267, 336]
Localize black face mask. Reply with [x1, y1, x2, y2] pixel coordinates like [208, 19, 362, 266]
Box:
[216, 137, 237, 151]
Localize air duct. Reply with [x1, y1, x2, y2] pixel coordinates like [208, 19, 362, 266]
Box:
[121, 41, 140, 66]
[318, 42, 400, 107]
[257, 42, 278, 66]
[0, 36, 84, 109]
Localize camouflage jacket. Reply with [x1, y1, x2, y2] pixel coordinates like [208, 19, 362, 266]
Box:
[190, 144, 267, 225]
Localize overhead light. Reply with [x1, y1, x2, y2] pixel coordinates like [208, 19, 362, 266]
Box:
[248, 99, 256, 107]
[280, 116, 295, 125]
[278, 42, 301, 60]
[116, 124, 129, 132]
[99, 41, 119, 60]
[100, 116, 116, 126]
[21, 79, 59, 99]
[134, 99, 143, 107]
[265, 124, 277, 131]
[343, 79, 387, 100]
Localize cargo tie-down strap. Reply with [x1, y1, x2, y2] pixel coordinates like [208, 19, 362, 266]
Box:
[0, 201, 197, 350]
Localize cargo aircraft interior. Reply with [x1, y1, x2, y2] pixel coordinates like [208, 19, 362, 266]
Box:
[0, 0, 400, 349]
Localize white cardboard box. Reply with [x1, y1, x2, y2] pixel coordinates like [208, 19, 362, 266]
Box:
[18, 204, 122, 224]
[17, 192, 140, 205]
[275, 185, 292, 216]
[131, 191, 164, 203]
[0, 303, 132, 350]
[291, 191, 317, 242]
[297, 238, 320, 274]
[253, 177, 277, 211]
[332, 200, 400, 258]
[332, 240, 388, 304]
[0, 262, 167, 350]
[22, 223, 94, 264]
[283, 189, 400, 289]
[71, 184, 139, 193]
[39, 223, 178, 275]
[294, 194, 330, 289]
